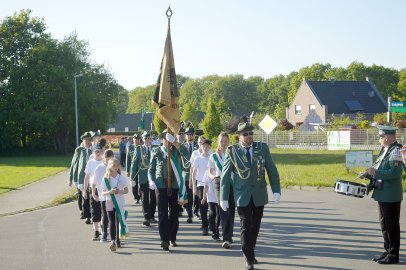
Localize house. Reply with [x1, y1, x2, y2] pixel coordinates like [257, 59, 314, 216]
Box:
[286, 78, 388, 130]
[107, 113, 154, 133]
[107, 111, 206, 133]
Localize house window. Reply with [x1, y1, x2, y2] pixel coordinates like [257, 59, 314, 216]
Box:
[125, 127, 129, 132]
[309, 104, 316, 111]
[295, 105, 302, 115]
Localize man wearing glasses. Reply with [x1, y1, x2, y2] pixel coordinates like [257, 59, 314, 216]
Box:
[366, 125, 403, 265]
[220, 122, 281, 270]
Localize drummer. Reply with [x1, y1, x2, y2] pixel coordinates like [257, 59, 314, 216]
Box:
[366, 125, 403, 265]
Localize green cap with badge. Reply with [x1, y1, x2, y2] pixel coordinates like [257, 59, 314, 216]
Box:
[142, 130, 152, 138]
[377, 125, 397, 136]
[133, 132, 141, 139]
[80, 131, 92, 140]
[236, 122, 254, 134]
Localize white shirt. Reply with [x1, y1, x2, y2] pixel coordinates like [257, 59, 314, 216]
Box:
[192, 154, 210, 187]
[85, 159, 102, 186]
[100, 174, 128, 208]
[208, 152, 224, 177]
[93, 163, 107, 201]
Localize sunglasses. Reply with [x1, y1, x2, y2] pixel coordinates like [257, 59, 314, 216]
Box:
[242, 131, 254, 137]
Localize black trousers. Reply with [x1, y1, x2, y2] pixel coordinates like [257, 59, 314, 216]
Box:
[90, 189, 101, 222]
[156, 188, 179, 243]
[120, 151, 126, 166]
[82, 187, 91, 218]
[378, 201, 401, 258]
[220, 186, 236, 242]
[193, 180, 200, 216]
[101, 201, 108, 236]
[140, 183, 157, 220]
[77, 188, 83, 213]
[209, 202, 220, 236]
[131, 178, 140, 201]
[183, 181, 194, 218]
[237, 197, 264, 263]
[107, 208, 120, 243]
[197, 186, 208, 228]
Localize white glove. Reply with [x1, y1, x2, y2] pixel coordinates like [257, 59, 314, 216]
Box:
[149, 181, 157, 190]
[220, 200, 229, 211]
[273, 193, 281, 203]
[165, 133, 176, 143]
[131, 180, 136, 187]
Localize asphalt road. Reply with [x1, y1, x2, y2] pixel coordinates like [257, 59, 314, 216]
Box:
[0, 188, 405, 270]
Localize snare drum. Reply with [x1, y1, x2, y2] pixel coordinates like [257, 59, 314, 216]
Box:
[334, 179, 367, 198]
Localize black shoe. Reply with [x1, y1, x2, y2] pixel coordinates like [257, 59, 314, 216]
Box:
[372, 252, 388, 262]
[377, 255, 399, 264]
[186, 217, 193, 223]
[92, 231, 100, 241]
[116, 241, 122, 248]
[253, 258, 258, 264]
[178, 211, 183, 217]
[170, 241, 177, 247]
[161, 241, 169, 251]
[202, 228, 209, 236]
[211, 234, 220, 241]
[245, 262, 254, 270]
[222, 241, 231, 249]
[149, 218, 158, 223]
[143, 219, 150, 226]
[85, 218, 91, 224]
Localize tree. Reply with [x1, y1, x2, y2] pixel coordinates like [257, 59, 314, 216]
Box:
[202, 99, 222, 139]
[181, 103, 198, 128]
[153, 108, 165, 134]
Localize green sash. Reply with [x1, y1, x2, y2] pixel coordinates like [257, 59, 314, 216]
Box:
[103, 177, 127, 237]
[161, 146, 188, 205]
[213, 153, 223, 171]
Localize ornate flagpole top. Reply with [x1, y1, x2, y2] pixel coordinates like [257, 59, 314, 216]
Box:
[166, 6, 173, 20]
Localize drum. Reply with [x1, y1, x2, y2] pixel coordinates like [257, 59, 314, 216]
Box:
[334, 179, 367, 198]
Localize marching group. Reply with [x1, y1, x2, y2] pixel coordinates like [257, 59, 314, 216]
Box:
[69, 122, 281, 270]
[68, 122, 406, 270]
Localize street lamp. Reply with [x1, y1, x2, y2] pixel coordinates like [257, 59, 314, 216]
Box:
[74, 74, 83, 147]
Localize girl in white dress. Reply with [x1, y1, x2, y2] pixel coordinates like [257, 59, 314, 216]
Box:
[101, 158, 129, 252]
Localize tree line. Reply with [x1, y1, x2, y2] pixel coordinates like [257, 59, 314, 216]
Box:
[0, 10, 128, 153]
[128, 63, 406, 135]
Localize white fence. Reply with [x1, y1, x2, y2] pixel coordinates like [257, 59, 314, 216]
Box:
[255, 129, 406, 150]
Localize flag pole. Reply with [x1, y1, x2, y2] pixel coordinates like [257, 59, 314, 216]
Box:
[166, 6, 173, 197]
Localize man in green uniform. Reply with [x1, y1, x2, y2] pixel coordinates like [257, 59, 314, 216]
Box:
[220, 122, 281, 270]
[366, 125, 403, 265]
[69, 131, 93, 223]
[148, 130, 183, 251]
[131, 130, 157, 226]
[128, 132, 142, 203]
[179, 125, 199, 222]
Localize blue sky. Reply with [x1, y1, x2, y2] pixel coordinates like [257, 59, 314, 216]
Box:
[1, 0, 405, 90]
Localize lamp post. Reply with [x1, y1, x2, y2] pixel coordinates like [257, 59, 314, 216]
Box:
[74, 74, 83, 147]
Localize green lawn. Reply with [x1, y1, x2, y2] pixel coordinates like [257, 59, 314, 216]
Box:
[271, 148, 406, 189]
[0, 155, 71, 194]
[0, 150, 403, 195]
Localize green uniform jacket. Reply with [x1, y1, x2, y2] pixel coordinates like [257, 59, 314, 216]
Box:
[148, 145, 181, 189]
[69, 146, 83, 183]
[126, 144, 135, 174]
[372, 141, 403, 203]
[77, 148, 92, 185]
[220, 142, 281, 207]
[130, 145, 152, 185]
[178, 141, 198, 182]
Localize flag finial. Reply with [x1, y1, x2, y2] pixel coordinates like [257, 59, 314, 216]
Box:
[166, 6, 173, 20]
